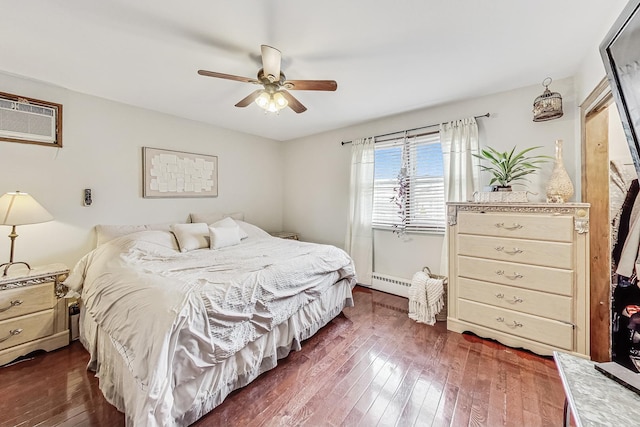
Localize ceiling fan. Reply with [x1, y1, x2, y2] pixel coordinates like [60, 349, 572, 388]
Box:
[198, 45, 337, 114]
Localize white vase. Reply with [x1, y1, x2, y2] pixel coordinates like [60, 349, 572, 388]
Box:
[546, 139, 574, 203]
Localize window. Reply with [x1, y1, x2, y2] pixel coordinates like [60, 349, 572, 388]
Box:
[372, 131, 445, 233]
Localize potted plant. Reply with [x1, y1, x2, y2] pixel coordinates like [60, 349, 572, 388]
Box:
[474, 145, 551, 191]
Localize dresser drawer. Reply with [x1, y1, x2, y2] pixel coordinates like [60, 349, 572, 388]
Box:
[0, 282, 54, 322]
[458, 234, 573, 269]
[0, 309, 54, 351]
[458, 277, 572, 322]
[457, 256, 573, 296]
[457, 299, 573, 350]
[457, 211, 574, 242]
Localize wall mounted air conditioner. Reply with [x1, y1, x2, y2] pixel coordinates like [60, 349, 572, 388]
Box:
[0, 92, 62, 147]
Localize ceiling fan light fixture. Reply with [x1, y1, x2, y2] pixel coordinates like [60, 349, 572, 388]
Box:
[273, 92, 288, 108]
[255, 91, 288, 113]
[255, 92, 270, 108]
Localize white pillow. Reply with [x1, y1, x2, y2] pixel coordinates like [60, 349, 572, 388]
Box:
[172, 223, 209, 252]
[209, 225, 242, 249]
[211, 217, 249, 239]
[123, 230, 180, 251]
[189, 211, 244, 224]
[235, 220, 272, 239]
[95, 223, 173, 247]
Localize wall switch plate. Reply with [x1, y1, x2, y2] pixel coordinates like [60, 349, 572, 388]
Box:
[83, 189, 92, 206]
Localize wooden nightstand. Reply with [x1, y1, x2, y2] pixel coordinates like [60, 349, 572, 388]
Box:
[270, 232, 299, 240]
[0, 263, 70, 366]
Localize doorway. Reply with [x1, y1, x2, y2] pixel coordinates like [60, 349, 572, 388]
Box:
[581, 78, 636, 362]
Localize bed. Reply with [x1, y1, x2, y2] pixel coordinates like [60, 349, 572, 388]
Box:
[64, 218, 356, 426]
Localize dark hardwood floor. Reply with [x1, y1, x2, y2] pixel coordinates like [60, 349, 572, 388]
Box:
[0, 287, 566, 426]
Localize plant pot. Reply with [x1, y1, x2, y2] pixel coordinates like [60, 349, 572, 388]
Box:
[495, 186, 512, 192]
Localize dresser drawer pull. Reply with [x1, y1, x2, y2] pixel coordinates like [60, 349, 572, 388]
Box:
[0, 328, 23, 343]
[495, 318, 523, 328]
[495, 223, 523, 231]
[0, 300, 23, 313]
[495, 293, 505, 299]
[495, 270, 523, 280]
[507, 297, 524, 304]
[495, 247, 523, 255]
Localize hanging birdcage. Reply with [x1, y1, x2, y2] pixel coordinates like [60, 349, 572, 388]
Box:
[533, 77, 563, 122]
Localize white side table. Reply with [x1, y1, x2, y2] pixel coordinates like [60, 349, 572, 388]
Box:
[0, 263, 70, 365]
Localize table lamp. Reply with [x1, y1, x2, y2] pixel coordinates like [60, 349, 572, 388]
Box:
[0, 191, 53, 276]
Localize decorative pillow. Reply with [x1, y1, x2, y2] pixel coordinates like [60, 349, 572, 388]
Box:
[211, 217, 249, 239]
[235, 220, 272, 239]
[172, 223, 210, 252]
[189, 211, 244, 224]
[124, 230, 180, 251]
[95, 223, 173, 247]
[209, 225, 242, 249]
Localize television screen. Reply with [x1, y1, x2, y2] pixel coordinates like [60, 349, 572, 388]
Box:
[601, 0, 640, 177]
[600, 0, 640, 393]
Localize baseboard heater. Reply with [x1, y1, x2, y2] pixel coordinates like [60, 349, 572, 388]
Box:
[370, 272, 411, 298]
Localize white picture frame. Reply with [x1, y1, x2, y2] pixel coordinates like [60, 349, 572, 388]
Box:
[142, 147, 218, 198]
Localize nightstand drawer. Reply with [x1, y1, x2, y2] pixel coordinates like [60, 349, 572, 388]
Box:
[0, 309, 54, 351]
[0, 282, 54, 322]
[457, 234, 573, 269]
[457, 211, 574, 242]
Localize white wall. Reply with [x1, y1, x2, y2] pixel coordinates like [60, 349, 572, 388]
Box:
[0, 72, 284, 269]
[575, 2, 629, 105]
[282, 77, 576, 280]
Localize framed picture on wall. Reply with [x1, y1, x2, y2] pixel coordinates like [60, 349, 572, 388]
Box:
[142, 147, 218, 198]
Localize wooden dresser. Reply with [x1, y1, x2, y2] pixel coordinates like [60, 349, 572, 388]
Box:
[0, 264, 70, 365]
[446, 202, 590, 357]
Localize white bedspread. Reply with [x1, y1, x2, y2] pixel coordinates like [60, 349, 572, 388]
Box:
[65, 232, 356, 426]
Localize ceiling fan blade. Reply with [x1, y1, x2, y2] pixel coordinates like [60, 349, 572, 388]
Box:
[280, 91, 307, 114]
[235, 89, 264, 108]
[261, 45, 281, 83]
[198, 70, 260, 84]
[283, 80, 337, 91]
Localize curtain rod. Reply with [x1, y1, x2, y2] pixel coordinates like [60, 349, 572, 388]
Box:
[340, 113, 490, 146]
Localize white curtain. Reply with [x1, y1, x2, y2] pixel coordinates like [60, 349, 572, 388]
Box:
[440, 117, 480, 202]
[345, 137, 375, 285]
[439, 117, 481, 275]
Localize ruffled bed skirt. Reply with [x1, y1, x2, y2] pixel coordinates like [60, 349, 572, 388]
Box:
[79, 279, 354, 426]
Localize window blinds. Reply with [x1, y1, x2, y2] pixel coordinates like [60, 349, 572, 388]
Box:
[372, 132, 445, 232]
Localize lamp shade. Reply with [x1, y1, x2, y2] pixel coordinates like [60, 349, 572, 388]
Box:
[0, 191, 53, 226]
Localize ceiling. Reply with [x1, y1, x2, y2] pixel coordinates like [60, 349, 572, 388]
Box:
[0, 1, 621, 141]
